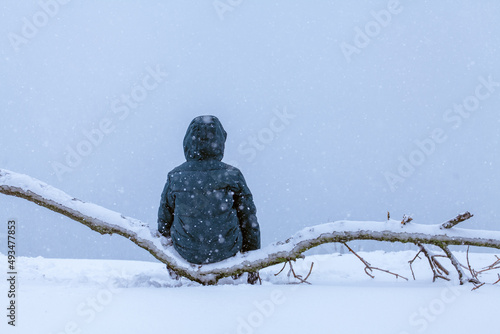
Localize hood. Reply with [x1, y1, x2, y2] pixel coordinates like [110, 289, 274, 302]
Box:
[183, 115, 227, 161]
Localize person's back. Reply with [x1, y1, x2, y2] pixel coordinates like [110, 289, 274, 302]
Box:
[158, 115, 260, 267]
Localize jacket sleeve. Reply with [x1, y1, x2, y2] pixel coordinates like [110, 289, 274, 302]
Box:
[157, 176, 174, 237]
[234, 171, 261, 252]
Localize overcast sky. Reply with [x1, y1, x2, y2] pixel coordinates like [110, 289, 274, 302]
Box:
[1, 1, 499, 260]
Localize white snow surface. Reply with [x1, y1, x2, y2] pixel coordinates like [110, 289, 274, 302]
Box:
[2, 251, 499, 334]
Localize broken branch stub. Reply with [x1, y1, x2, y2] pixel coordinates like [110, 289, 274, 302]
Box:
[441, 212, 474, 229]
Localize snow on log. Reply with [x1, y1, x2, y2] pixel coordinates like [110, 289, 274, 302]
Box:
[1, 168, 500, 285]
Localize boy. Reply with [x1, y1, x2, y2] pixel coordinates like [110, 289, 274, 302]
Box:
[158, 115, 261, 284]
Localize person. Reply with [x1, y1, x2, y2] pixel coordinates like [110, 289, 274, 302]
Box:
[157, 115, 261, 284]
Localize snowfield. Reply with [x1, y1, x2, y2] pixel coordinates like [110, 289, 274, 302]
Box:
[2, 250, 499, 334]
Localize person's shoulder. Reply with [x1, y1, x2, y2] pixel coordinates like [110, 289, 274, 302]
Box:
[219, 161, 242, 174]
[219, 163, 249, 185]
[168, 162, 189, 175]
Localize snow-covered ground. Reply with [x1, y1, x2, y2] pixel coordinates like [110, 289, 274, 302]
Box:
[2, 250, 498, 334]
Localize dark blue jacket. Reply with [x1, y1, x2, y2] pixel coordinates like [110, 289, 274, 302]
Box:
[158, 115, 260, 264]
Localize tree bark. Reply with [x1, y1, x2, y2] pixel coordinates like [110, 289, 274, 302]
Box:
[2, 168, 500, 285]
[441, 211, 473, 229]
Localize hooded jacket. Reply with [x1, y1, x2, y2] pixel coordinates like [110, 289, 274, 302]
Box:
[157, 115, 260, 264]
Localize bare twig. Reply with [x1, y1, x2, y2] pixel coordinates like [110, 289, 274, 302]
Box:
[418, 244, 450, 282]
[471, 283, 485, 291]
[465, 246, 484, 288]
[441, 211, 473, 229]
[466, 246, 477, 280]
[303, 262, 314, 281]
[343, 243, 371, 268]
[440, 245, 467, 285]
[401, 215, 413, 225]
[363, 266, 375, 279]
[432, 255, 450, 276]
[439, 245, 480, 285]
[274, 262, 287, 276]
[408, 250, 422, 280]
[275, 260, 314, 284]
[476, 266, 500, 275]
[343, 243, 408, 281]
[369, 266, 409, 280]
[462, 247, 500, 290]
[289, 260, 314, 284]
[476, 255, 500, 274]
[431, 254, 450, 275]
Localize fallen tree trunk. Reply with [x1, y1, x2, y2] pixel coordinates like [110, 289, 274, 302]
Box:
[1, 168, 500, 285]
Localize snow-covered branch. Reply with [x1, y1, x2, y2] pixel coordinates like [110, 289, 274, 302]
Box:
[1, 168, 500, 285]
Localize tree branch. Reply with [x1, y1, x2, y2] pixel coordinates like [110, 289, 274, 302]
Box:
[441, 212, 473, 229]
[477, 256, 500, 274]
[438, 245, 479, 285]
[408, 250, 422, 280]
[274, 260, 314, 284]
[418, 244, 449, 282]
[342, 242, 408, 280]
[1, 168, 500, 285]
